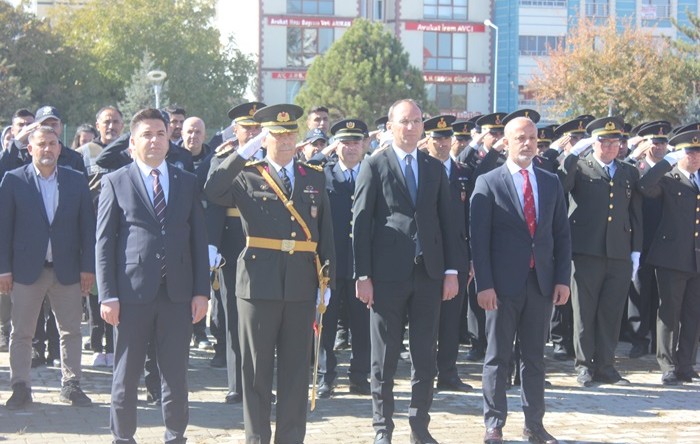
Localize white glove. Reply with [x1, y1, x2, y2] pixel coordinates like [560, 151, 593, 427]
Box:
[663, 150, 685, 166]
[238, 128, 268, 160]
[631, 251, 640, 281]
[570, 137, 594, 156]
[316, 287, 331, 308]
[208, 245, 222, 269]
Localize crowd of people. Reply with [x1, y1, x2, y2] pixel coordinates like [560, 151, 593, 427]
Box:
[0, 99, 698, 444]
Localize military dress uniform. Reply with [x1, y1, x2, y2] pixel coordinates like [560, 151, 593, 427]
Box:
[560, 117, 643, 385]
[638, 130, 700, 384]
[204, 104, 335, 444]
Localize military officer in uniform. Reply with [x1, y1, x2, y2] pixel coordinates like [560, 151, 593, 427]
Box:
[204, 104, 335, 444]
[560, 117, 643, 386]
[206, 102, 265, 403]
[637, 130, 700, 385]
[315, 118, 371, 398]
[450, 120, 474, 160]
[423, 115, 474, 393]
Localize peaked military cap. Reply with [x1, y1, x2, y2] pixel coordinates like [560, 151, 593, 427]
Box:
[452, 120, 474, 141]
[537, 125, 555, 143]
[669, 129, 700, 152]
[671, 122, 700, 137]
[476, 112, 507, 131]
[228, 102, 266, 126]
[554, 118, 588, 139]
[586, 116, 625, 139]
[253, 104, 303, 133]
[502, 108, 541, 126]
[424, 115, 456, 137]
[331, 119, 367, 141]
[374, 116, 388, 131]
[638, 121, 672, 141]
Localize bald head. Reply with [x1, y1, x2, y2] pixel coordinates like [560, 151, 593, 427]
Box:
[503, 117, 538, 168]
[182, 117, 205, 156]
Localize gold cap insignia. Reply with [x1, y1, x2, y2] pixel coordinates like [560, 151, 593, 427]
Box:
[693, 137, 700, 144]
[658, 128, 665, 135]
[539, 130, 545, 138]
[605, 121, 616, 131]
[249, 105, 257, 116]
[437, 118, 447, 129]
[495, 115, 502, 125]
[346, 121, 355, 129]
[524, 111, 530, 118]
[277, 112, 290, 123]
[577, 121, 584, 130]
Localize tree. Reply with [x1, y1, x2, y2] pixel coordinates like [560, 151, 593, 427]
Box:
[527, 17, 692, 124]
[670, 11, 700, 123]
[53, 0, 255, 128]
[294, 19, 428, 126]
[119, 52, 170, 120]
[0, 55, 32, 126]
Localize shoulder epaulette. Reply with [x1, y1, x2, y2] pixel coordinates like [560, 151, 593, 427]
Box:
[215, 144, 235, 158]
[245, 158, 266, 167]
[300, 162, 323, 172]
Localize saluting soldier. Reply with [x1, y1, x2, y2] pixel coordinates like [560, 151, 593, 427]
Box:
[450, 120, 474, 160]
[205, 102, 265, 402]
[560, 116, 643, 387]
[637, 130, 700, 385]
[423, 115, 474, 393]
[204, 104, 335, 444]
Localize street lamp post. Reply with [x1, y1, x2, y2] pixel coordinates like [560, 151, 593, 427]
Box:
[484, 19, 499, 113]
[146, 70, 167, 109]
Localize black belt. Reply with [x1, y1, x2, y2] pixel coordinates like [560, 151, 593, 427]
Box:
[44, 261, 53, 268]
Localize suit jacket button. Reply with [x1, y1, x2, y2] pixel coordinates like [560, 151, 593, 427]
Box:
[608, 216, 613, 222]
[291, 232, 297, 238]
[161, 230, 166, 235]
[251, 255, 256, 259]
[156, 253, 161, 259]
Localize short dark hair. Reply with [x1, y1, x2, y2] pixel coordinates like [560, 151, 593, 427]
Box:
[130, 108, 168, 134]
[308, 105, 328, 114]
[71, 124, 99, 149]
[13, 108, 34, 120]
[28, 125, 58, 142]
[164, 105, 186, 117]
[95, 105, 123, 121]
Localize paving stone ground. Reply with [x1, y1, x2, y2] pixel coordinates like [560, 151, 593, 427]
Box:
[0, 323, 698, 443]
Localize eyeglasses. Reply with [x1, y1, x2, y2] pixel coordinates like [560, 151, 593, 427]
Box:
[311, 140, 327, 148]
[599, 139, 621, 148]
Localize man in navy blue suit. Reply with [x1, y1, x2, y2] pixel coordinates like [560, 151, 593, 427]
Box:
[0, 125, 95, 410]
[470, 117, 571, 444]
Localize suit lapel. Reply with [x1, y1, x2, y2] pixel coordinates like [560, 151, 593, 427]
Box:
[500, 165, 526, 223]
[385, 148, 413, 206]
[24, 165, 49, 225]
[166, 166, 180, 220]
[265, 160, 290, 196]
[332, 163, 351, 192]
[533, 168, 547, 236]
[128, 162, 159, 223]
[415, 150, 431, 205]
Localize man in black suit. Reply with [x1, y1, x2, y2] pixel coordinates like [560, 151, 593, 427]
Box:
[422, 115, 474, 393]
[638, 130, 700, 385]
[0, 125, 95, 410]
[97, 108, 209, 444]
[560, 117, 643, 387]
[471, 117, 571, 444]
[353, 99, 459, 444]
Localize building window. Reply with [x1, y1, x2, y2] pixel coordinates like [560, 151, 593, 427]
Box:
[641, 0, 671, 20]
[287, 0, 334, 15]
[519, 36, 564, 56]
[287, 27, 334, 67]
[518, 0, 566, 6]
[287, 80, 304, 103]
[585, 0, 609, 17]
[424, 32, 467, 71]
[426, 83, 468, 110]
[374, 0, 384, 20]
[423, 0, 468, 21]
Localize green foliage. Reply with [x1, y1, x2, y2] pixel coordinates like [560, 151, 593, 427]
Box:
[119, 52, 169, 120]
[294, 19, 428, 127]
[670, 11, 700, 122]
[53, 0, 255, 129]
[0, 56, 32, 126]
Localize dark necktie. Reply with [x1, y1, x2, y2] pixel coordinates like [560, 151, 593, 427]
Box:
[280, 167, 292, 196]
[404, 154, 417, 205]
[348, 169, 355, 184]
[691, 173, 699, 192]
[521, 169, 537, 268]
[604, 165, 612, 180]
[151, 169, 166, 278]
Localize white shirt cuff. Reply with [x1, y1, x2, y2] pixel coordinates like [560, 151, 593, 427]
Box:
[101, 298, 119, 304]
[444, 269, 458, 275]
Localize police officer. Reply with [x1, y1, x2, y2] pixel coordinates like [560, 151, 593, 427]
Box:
[204, 104, 335, 444]
[423, 115, 474, 392]
[205, 102, 265, 402]
[637, 129, 700, 385]
[560, 116, 643, 387]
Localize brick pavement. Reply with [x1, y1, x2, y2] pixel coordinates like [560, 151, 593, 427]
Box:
[0, 328, 698, 444]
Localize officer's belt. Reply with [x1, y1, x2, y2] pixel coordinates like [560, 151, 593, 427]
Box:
[226, 208, 240, 217]
[246, 236, 317, 253]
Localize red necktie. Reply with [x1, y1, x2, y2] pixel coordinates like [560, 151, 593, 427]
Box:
[151, 169, 167, 279]
[521, 169, 536, 268]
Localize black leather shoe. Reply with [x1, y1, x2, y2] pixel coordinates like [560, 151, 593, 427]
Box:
[317, 382, 333, 399]
[465, 349, 485, 362]
[209, 353, 226, 368]
[675, 370, 700, 383]
[410, 428, 439, 444]
[593, 371, 630, 385]
[483, 427, 503, 444]
[348, 379, 371, 395]
[436, 378, 473, 392]
[628, 343, 648, 359]
[523, 426, 558, 444]
[59, 381, 92, 407]
[225, 391, 242, 404]
[374, 430, 392, 444]
[5, 382, 32, 410]
[662, 371, 680, 386]
[576, 368, 593, 387]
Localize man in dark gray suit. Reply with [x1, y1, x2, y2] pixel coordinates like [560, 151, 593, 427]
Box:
[470, 117, 571, 444]
[97, 108, 209, 444]
[0, 126, 95, 410]
[353, 99, 459, 444]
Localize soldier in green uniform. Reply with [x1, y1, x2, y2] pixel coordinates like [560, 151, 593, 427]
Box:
[560, 116, 643, 387]
[204, 104, 335, 444]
